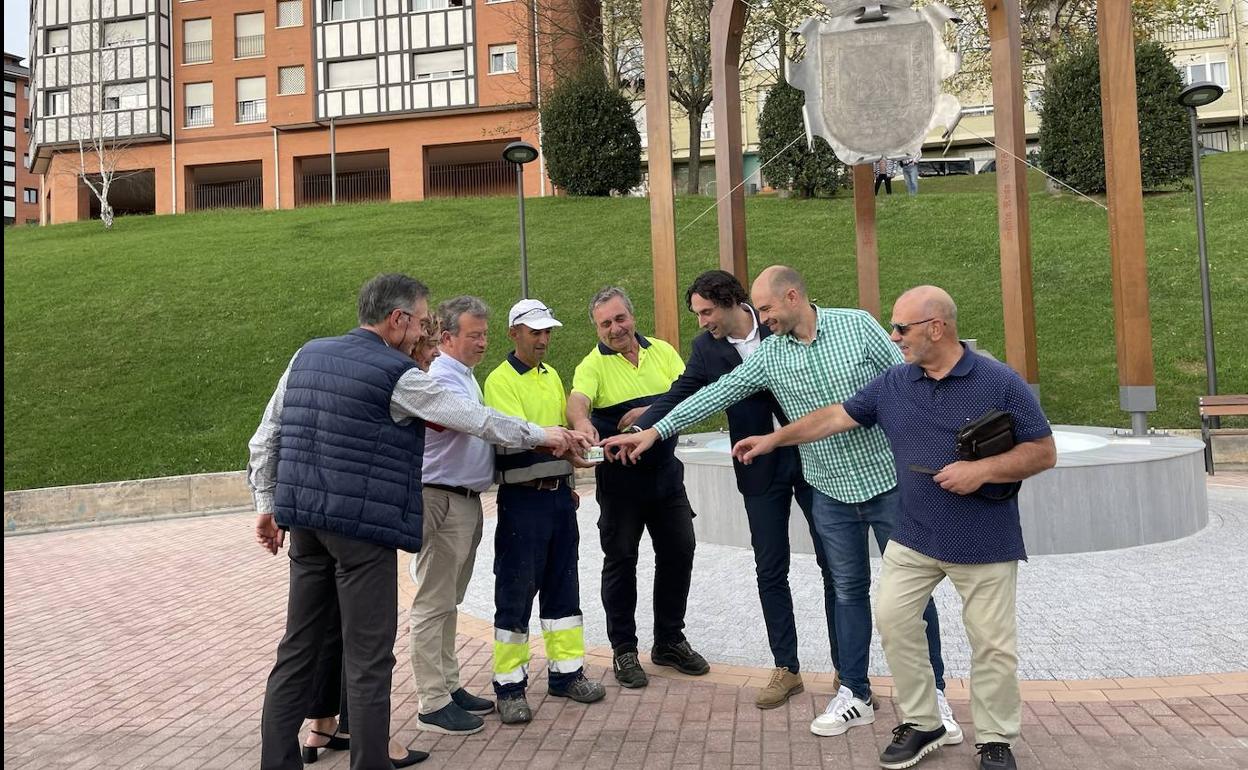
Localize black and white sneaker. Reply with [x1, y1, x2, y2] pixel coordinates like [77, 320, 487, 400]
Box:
[878, 722, 947, 769]
[810, 685, 875, 736]
[976, 742, 1017, 770]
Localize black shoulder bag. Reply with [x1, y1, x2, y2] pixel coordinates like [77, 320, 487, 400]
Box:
[909, 410, 1022, 500]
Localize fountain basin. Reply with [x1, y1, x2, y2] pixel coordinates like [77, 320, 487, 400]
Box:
[676, 425, 1207, 555]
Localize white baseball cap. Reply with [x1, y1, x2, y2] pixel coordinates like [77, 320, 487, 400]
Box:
[507, 299, 563, 330]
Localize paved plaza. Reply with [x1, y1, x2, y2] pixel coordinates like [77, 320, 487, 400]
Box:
[4, 475, 1248, 769]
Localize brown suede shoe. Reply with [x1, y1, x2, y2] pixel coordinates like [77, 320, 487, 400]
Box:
[756, 667, 804, 709]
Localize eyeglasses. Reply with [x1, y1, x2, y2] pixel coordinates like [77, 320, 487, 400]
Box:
[397, 310, 435, 334]
[889, 318, 937, 335]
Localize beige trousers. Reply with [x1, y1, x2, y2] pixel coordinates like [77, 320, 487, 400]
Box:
[409, 487, 484, 714]
[876, 541, 1021, 745]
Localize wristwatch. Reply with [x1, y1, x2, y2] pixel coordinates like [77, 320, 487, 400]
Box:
[626, 424, 644, 434]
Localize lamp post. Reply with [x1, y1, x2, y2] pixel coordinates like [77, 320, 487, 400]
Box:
[503, 141, 539, 298]
[1177, 81, 1224, 421]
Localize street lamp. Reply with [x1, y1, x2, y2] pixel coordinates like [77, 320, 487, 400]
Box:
[503, 141, 539, 298]
[1177, 81, 1224, 418]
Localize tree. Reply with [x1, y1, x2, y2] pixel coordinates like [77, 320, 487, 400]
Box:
[1037, 39, 1190, 193]
[756, 81, 846, 198]
[540, 65, 643, 196]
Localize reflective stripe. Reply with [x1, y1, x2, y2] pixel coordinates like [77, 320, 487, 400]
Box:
[547, 655, 584, 673]
[493, 663, 528, 685]
[540, 615, 584, 633]
[494, 628, 528, 646]
[541, 619, 585, 671]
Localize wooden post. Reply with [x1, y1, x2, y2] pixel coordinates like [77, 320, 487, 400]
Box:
[710, 0, 748, 286]
[642, 0, 681, 348]
[852, 164, 880, 318]
[984, 0, 1039, 388]
[1097, 0, 1156, 433]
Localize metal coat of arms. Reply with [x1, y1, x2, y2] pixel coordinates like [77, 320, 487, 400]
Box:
[787, 0, 963, 164]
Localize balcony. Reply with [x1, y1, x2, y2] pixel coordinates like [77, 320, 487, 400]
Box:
[185, 105, 213, 127]
[1154, 13, 1229, 44]
[237, 99, 266, 123]
[184, 40, 212, 64]
[235, 34, 265, 58]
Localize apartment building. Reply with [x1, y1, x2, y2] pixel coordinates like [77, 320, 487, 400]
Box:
[4, 53, 41, 226]
[27, 0, 580, 224]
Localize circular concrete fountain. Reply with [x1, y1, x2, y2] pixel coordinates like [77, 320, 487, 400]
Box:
[675, 426, 1208, 556]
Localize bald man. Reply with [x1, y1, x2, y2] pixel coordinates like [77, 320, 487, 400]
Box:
[604, 267, 955, 742]
[733, 286, 1056, 770]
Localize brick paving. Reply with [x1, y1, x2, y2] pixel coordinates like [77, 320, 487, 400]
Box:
[4, 481, 1248, 768]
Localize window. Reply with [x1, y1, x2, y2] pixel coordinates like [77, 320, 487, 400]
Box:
[24, 118, 31, 130]
[184, 82, 213, 126]
[3, 95, 13, 113]
[278, 65, 305, 94]
[45, 90, 69, 116]
[236, 76, 266, 122]
[326, 58, 376, 88]
[183, 18, 212, 63]
[4, 80, 13, 94]
[24, 84, 30, 99]
[634, 106, 647, 148]
[488, 44, 518, 74]
[962, 104, 994, 117]
[277, 0, 304, 27]
[235, 12, 265, 57]
[410, 0, 462, 10]
[328, 0, 375, 20]
[46, 28, 69, 54]
[24, 188, 38, 203]
[103, 18, 146, 47]
[1200, 129, 1230, 153]
[1179, 54, 1229, 88]
[103, 82, 147, 111]
[700, 107, 713, 141]
[413, 50, 465, 80]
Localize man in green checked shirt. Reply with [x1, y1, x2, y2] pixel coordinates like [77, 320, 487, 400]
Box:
[603, 266, 955, 741]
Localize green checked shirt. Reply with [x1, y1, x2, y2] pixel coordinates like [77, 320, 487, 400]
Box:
[652, 307, 902, 503]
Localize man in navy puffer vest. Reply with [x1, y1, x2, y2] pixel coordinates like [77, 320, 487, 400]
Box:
[249, 274, 587, 770]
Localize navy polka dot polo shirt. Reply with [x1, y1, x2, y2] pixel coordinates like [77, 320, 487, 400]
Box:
[843, 344, 1052, 564]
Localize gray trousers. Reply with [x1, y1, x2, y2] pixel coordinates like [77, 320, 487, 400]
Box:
[260, 527, 398, 770]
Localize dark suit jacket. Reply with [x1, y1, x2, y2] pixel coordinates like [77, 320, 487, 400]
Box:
[634, 307, 801, 497]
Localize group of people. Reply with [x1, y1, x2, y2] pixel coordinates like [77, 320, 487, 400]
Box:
[874, 155, 922, 196]
[249, 267, 1056, 770]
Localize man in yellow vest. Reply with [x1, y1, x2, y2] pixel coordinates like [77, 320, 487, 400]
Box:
[483, 299, 607, 724]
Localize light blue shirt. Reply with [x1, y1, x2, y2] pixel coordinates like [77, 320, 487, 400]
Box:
[422, 353, 496, 492]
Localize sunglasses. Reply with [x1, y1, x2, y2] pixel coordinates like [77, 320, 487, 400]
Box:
[890, 318, 937, 335]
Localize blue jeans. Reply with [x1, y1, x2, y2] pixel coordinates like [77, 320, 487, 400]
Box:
[902, 163, 919, 195]
[811, 487, 945, 701]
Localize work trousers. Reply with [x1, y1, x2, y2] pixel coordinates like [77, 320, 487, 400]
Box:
[260, 527, 397, 770]
[597, 472, 697, 654]
[877, 541, 1021, 745]
[492, 484, 584, 696]
[408, 487, 483, 714]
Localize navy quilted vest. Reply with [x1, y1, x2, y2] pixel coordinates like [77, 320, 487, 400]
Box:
[274, 328, 426, 552]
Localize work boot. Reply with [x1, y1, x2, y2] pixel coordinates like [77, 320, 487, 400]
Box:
[498, 693, 532, 725]
[756, 667, 804, 709]
[613, 650, 649, 688]
[650, 640, 710, 676]
[548, 672, 606, 703]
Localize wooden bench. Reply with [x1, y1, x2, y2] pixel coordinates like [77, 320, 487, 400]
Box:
[1199, 395, 1248, 474]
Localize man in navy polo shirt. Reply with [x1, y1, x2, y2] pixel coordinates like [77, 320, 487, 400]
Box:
[733, 286, 1056, 770]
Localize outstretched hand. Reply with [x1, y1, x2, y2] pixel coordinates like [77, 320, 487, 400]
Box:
[600, 428, 659, 465]
[732, 433, 778, 465]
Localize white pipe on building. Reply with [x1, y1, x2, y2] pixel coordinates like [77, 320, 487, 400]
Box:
[273, 127, 280, 209]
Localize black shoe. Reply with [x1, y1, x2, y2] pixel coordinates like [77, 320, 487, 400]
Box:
[613, 650, 649, 688]
[650, 640, 710, 676]
[392, 749, 430, 768]
[450, 687, 495, 715]
[301, 730, 349, 763]
[976, 742, 1017, 770]
[416, 701, 484, 736]
[878, 722, 947, 769]
[548, 673, 607, 703]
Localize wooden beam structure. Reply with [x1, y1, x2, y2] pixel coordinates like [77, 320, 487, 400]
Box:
[710, 0, 749, 285]
[641, 0, 681, 348]
[852, 164, 880, 319]
[1097, 0, 1157, 432]
[985, 0, 1040, 388]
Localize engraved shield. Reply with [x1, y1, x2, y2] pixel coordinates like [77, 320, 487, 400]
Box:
[820, 20, 936, 155]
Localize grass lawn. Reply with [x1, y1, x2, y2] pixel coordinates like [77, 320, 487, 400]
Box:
[4, 153, 1246, 491]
